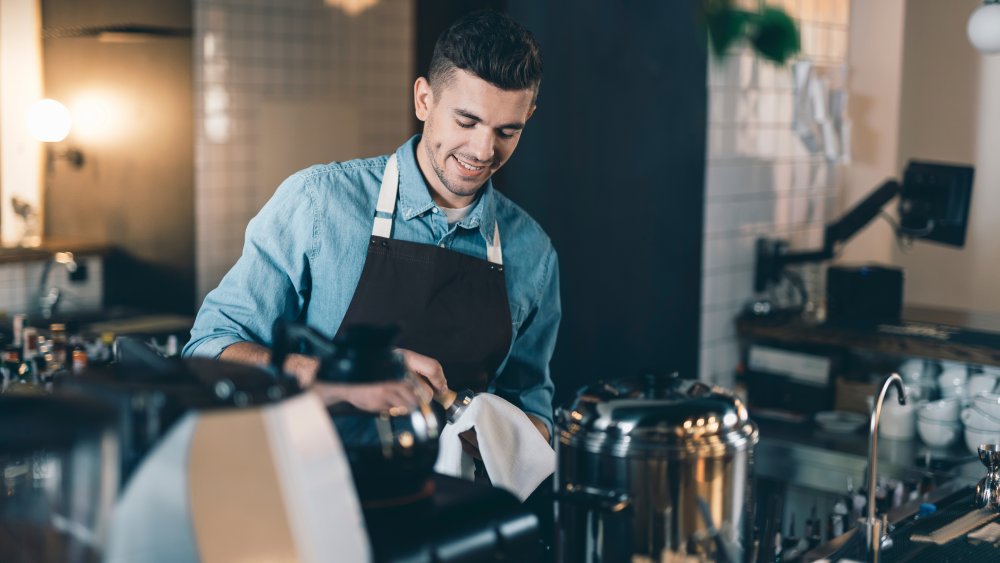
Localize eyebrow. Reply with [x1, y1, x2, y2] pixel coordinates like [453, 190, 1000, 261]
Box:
[453, 109, 524, 131]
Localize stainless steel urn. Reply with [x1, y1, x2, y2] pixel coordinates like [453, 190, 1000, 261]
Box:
[555, 374, 758, 563]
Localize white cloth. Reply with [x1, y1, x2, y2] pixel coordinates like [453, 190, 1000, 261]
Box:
[434, 393, 555, 501]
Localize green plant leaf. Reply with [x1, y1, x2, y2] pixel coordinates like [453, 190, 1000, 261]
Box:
[705, 6, 751, 60]
[749, 7, 801, 64]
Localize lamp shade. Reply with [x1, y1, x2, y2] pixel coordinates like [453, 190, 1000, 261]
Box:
[969, 1, 1000, 54]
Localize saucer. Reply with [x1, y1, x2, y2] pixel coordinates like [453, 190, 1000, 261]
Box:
[815, 410, 868, 433]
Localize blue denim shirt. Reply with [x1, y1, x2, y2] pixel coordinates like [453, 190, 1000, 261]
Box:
[183, 135, 560, 430]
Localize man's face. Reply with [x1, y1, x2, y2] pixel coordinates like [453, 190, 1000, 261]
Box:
[414, 69, 536, 206]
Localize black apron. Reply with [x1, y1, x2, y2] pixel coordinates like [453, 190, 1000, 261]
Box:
[333, 154, 513, 442]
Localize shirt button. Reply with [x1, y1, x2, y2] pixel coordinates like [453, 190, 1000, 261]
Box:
[432, 207, 439, 214]
[439, 242, 446, 248]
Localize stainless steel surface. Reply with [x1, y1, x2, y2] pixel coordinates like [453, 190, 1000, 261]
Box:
[443, 388, 474, 424]
[865, 373, 907, 562]
[975, 444, 1000, 511]
[555, 374, 758, 562]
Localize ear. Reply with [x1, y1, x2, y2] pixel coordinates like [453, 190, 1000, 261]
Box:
[526, 104, 537, 121]
[414, 77, 434, 122]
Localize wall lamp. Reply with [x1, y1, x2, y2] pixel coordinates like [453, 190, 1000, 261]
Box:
[26, 98, 84, 169]
[969, 0, 1000, 54]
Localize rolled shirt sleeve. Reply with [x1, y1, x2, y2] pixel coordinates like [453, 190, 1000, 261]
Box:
[490, 245, 561, 436]
[182, 172, 317, 359]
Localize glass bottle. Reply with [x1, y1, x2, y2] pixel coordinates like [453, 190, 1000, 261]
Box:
[69, 335, 88, 375]
[1, 345, 21, 393]
[49, 323, 68, 370]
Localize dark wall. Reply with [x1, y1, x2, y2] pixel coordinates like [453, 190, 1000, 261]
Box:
[501, 1, 707, 405]
[416, 2, 708, 405]
[414, 0, 506, 132]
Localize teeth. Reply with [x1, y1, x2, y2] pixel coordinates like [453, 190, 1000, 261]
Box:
[455, 157, 484, 171]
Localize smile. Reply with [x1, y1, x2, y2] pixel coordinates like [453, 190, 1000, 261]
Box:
[453, 155, 488, 173]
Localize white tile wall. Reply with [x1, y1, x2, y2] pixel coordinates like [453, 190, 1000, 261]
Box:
[193, 0, 414, 302]
[0, 256, 103, 316]
[700, 0, 851, 387]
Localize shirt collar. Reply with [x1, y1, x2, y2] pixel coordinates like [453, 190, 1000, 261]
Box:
[394, 135, 498, 245]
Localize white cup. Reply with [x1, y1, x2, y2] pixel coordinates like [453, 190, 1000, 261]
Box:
[962, 407, 1000, 431]
[969, 374, 998, 396]
[879, 391, 916, 440]
[899, 358, 926, 383]
[972, 393, 1000, 418]
[917, 416, 961, 447]
[938, 366, 969, 398]
[964, 425, 1000, 454]
[918, 397, 961, 423]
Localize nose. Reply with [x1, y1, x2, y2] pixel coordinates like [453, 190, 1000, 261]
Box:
[468, 128, 495, 163]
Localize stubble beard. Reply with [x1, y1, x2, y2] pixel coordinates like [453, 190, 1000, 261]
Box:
[426, 142, 487, 199]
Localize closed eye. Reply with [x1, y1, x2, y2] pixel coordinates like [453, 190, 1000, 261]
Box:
[457, 120, 475, 129]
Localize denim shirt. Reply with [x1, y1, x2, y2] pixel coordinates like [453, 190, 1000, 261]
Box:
[183, 135, 561, 430]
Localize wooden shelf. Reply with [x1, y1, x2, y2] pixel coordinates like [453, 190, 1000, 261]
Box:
[736, 306, 1000, 366]
[0, 241, 111, 264]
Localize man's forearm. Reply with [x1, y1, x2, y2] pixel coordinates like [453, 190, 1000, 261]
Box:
[219, 341, 318, 385]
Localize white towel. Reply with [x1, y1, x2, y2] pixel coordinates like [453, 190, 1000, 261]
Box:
[434, 393, 555, 501]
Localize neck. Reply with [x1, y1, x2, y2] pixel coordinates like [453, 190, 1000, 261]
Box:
[415, 137, 479, 209]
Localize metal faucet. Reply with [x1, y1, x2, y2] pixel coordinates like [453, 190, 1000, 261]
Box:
[37, 251, 78, 319]
[865, 373, 906, 561]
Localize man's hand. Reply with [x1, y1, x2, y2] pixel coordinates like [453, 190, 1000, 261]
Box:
[219, 342, 447, 413]
[397, 348, 448, 394]
[313, 381, 424, 413]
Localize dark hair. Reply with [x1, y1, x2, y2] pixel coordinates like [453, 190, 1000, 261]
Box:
[428, 10, 542, 96]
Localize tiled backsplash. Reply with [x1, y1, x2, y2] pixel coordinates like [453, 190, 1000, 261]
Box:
[0, 256, 104, 316]
[193, 0, 414, 302]
[700, 0, 851, 386]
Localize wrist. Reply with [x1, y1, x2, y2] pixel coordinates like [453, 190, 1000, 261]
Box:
[283, 353, 320, 386]
[526, 414, 551, 443]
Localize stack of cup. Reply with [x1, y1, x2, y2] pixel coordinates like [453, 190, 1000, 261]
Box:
[916, 397, 962, 447]
[963, 393, 1000, 454]
[938, 363, 969, 399]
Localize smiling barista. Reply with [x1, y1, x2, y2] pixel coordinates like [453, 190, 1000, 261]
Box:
[183, 10, 560, 450]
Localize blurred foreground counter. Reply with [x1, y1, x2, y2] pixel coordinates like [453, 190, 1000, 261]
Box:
[363, 474, 542, 562]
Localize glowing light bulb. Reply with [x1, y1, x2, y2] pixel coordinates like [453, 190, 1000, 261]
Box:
[26, 99, 72, 142]
[969, 1, 1000, 54]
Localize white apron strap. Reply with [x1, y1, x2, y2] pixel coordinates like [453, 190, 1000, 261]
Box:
[486, 222, 503, 266]
[373, 153, 503, 267]
[372, 154, 399, 238]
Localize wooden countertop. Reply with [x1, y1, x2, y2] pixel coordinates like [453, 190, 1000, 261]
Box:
[737, 305, 1000, 365]
[0, 241, 111, 264]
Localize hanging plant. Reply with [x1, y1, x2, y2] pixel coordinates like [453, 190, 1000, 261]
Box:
[701, 0, 801, 65]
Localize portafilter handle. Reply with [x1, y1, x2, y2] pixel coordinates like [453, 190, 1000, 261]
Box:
[435, 388, 474, 424]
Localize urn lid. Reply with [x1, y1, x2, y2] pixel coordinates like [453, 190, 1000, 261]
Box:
[556, 374, 758, 457]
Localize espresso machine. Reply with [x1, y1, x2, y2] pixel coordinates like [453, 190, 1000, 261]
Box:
[99, 355, 371, 562]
